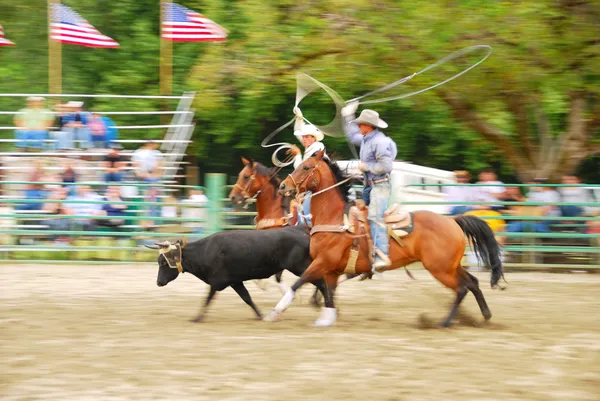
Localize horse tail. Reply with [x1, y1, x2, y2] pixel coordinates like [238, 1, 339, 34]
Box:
[454, 215, 504, 288]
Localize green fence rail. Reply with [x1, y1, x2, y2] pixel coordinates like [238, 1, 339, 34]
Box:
[1, 177, 598, 269]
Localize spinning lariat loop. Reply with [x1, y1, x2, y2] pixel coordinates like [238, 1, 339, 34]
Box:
[262, 45, 492, 164]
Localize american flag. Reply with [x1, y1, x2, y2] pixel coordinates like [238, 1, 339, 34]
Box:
[162, 2, 228, 42]
[50, 4, 119, 48]
[0, 25, 16, 46]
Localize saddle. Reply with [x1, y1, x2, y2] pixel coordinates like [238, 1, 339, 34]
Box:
[384, 203, 414, 240]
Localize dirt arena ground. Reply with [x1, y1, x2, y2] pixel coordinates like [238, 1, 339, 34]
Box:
[1, 264, 599, 401]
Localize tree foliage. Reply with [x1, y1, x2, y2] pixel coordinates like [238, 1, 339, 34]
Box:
[1, 0, 598, 182]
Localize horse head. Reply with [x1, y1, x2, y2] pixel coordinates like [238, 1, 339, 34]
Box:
[279, 150, 326, 196]
[229, 157, 269, 204]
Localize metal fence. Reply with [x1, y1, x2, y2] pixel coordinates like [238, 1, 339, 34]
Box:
[0, 178, 598, 270]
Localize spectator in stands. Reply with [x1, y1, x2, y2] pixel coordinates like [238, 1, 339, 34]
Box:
[14, 96, 53, 150]
[98, 186, 128, 227]
[161, 195, 178, 223]
[132, 141, 163, 182]
[506, 179, 559, 233]
[67, 185, 103, 231]
[559, 174, 590, 217]
[88, 113, 107, 148]
[445, 170, 474, 215]
[61, 160, 78, 196]
[64, 101, 91, 149]
[104, 144, 125, 183]
[16, 160, 46, 211]
[43, 187, 73, 236]
[497, 186, 525, 212]
[182, 189, 209, 235]
[473, 167, 506, 211]
[99, 115, 118, 146]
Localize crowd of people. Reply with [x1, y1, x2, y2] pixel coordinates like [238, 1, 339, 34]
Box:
[444, 168, 598, 234]
[14, 96, 118, 150]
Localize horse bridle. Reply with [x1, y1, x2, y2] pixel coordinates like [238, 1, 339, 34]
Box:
[287, 160, 322, 199]
[288, 159, 353, 203]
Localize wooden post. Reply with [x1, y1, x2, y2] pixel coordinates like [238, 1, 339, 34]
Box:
[48, 0, 62, 96]
[159, 0, 173, 96]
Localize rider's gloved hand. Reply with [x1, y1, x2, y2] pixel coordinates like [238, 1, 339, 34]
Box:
[286, 145, 301, 156]
[293, 106, 303, 120]
[341, 101, 359, 117]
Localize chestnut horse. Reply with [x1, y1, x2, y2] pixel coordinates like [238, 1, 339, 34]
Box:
[265, 150, 503, 327]
[229, 157, 291, 293]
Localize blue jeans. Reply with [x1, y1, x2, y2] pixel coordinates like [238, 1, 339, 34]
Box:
[450, 206, 473, 215]
[15, 130, 47, 149]
[16, 189, 46, 211]
[105, 172, 123, 183]
[66, 127, 91, 149]
[507, 221, 550, 233]
[366, 182, 391, 257]
[560, 205, 583, 217]
[296, 192, 312, 226]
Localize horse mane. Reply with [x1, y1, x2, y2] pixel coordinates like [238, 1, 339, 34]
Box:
[254, 162, 281, 199]
[321, 156, 352, 201]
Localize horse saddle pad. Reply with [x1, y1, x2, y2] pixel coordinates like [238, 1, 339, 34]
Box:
[384, 204, 414, 238]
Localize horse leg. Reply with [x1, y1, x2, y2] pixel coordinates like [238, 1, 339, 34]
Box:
[464, 271, 492, 321]
[264, 260, 328, 322]
[311, 273, 355, 308]
[429, 267, 467, 328]
[314, 273, 339, 327]
[231, 282, 263, 320]
[273, 270, 290, 295]
[191, 286, 217, 323]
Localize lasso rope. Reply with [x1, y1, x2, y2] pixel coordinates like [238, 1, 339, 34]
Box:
[263, 45, 493, 166]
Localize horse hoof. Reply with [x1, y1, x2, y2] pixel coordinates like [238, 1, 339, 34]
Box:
[314, 307, 337, 327]
[483, 311, 492, 321]
[438, 321, 452, 328]
[263, 310, 281, 322]
[190, 317, 203, 323]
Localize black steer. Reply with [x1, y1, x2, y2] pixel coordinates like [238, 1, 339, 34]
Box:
[148, 226, 326, 322]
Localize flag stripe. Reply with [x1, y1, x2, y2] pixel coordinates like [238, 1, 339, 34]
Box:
[51, 4, 119, 48]
[162, 2, 227, 42]
[0, 24, 15, 46]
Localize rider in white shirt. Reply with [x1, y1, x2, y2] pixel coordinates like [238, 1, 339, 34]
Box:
[287, 118, 326, 226]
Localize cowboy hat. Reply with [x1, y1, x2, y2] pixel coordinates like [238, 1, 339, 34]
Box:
[352, 109, 388, 129]
[294, 124, 324, 141]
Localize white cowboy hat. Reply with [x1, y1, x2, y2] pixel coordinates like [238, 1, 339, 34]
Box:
[294, 124, 324, 141]
[352, 109, 388, 129]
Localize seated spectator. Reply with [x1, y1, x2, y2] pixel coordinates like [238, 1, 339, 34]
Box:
[87, 113, 107, 148]
[67, 185, 103, 231]
[182, 189, 209, 234]
[132, 141, 163, 182]
[506, 178, 559, 233]
[16, 160, 46, 211]
[473, 168, 506, 211]
[444, 170, 474, 215]
[43, 187, 73, 236]
[61, 160, 78, 196]
[98, 186, 128, 227]
[14, 96, 53, 150]
[64, 101, 91, 149]
[497, 186, 525, 212]
[100, 115, 118, 146]
[559, 174, 590, 217]
[50, 103, 68, 150]
[104, 144, 125, 183]
[161, 195, 178, 223]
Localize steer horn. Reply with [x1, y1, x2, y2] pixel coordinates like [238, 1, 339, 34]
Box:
[144, 244, 160, 250]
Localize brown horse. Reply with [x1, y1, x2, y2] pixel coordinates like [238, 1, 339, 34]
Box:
[229, 157, 292, 293]
[265, 150, 503, 327]
[229, 157, 340, 304]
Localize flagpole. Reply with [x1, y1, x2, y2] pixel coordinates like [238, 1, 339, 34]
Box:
[48, 0, 62, 96]
[160, 0, 173, 96]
